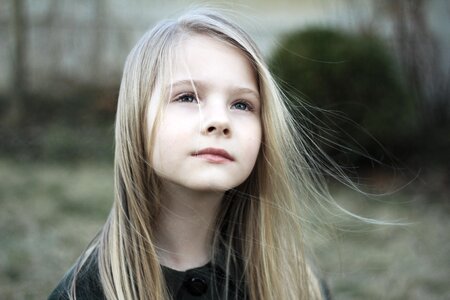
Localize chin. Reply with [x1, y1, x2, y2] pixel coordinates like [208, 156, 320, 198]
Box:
[188, 182, 237, 192]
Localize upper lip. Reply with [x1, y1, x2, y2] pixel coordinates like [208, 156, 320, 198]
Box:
[193, 148, 234, 161]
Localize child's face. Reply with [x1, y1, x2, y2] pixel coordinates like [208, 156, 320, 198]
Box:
[150, 34, 262, 192]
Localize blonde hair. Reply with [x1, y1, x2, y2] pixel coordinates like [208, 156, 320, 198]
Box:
[69, 8, 327, 300]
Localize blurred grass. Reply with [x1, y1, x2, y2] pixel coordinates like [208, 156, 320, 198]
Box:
[0, 159, 112, 299]
[313, 188, 450, 299]
[0, 159, 448, 299]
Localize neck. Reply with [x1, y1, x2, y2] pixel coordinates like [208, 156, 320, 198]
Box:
[154, 180, 224, 271]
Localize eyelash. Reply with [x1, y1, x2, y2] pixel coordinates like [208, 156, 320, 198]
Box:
[174, 93, 198, 103]
[173, 93, 255, 112]
[231, 101, 254, 111]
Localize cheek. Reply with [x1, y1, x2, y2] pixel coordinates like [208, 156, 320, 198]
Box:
[242, 121, 262, 163]
[151, 113, 195, 162]
[152, 126, 180, 162]
[250, 119, 262, 149]
[151, 129, 181, 178]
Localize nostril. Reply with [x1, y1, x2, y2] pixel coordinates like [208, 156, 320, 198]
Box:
[207, 126, 215, 133]
[223, 128, 230, 135]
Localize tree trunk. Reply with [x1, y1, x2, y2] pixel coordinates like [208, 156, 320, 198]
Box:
[8, 0, 27, 128]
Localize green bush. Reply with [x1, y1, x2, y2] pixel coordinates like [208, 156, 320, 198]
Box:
[0, 85, 118, 162]
[270, 27, 417, 165]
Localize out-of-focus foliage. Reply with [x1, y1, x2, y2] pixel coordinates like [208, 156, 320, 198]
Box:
[270, 27, 417, 165]
[0, 86, 117, 161]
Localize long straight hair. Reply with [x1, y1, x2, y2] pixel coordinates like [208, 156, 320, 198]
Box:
[70, 8, 325, 300]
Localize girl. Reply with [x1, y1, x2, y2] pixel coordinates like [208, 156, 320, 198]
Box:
[49, 8, 330, 300]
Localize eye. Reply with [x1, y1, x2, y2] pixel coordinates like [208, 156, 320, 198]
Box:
[174, 93, 198, 103]
[231, 101, 253, 111]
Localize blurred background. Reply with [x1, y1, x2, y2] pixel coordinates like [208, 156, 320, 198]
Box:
[0, 0, 449, 299]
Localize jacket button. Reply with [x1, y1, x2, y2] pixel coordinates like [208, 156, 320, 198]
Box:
[184, 276, 208, 296]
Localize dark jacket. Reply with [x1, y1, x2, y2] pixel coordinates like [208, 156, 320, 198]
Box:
[48, 252, 330, 300]
[48, 251, 246, 300]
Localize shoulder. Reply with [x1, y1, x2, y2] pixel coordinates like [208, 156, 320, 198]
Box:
[48, 257, 105, 300]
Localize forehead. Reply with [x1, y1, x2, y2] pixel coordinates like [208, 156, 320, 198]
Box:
[169, 33, 258, 92]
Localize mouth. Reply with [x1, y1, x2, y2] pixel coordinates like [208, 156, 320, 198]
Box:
[192, 147, 235, 163]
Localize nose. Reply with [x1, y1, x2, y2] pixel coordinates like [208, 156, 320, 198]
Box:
[201, 104, 231, 137]
[205, 122, 230, 136]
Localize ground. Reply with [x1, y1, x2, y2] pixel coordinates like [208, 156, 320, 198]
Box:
[0, 159, 448, 299]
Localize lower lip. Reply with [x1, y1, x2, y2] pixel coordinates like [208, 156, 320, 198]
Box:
[194, 154, 232, 163]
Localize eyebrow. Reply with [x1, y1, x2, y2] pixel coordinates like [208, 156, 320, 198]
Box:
[168, 79, 260, 99]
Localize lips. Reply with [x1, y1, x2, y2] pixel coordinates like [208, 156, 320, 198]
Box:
[192, 147, 234, 162]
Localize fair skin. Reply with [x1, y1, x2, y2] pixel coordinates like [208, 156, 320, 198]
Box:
[150, 34, 262, 271]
